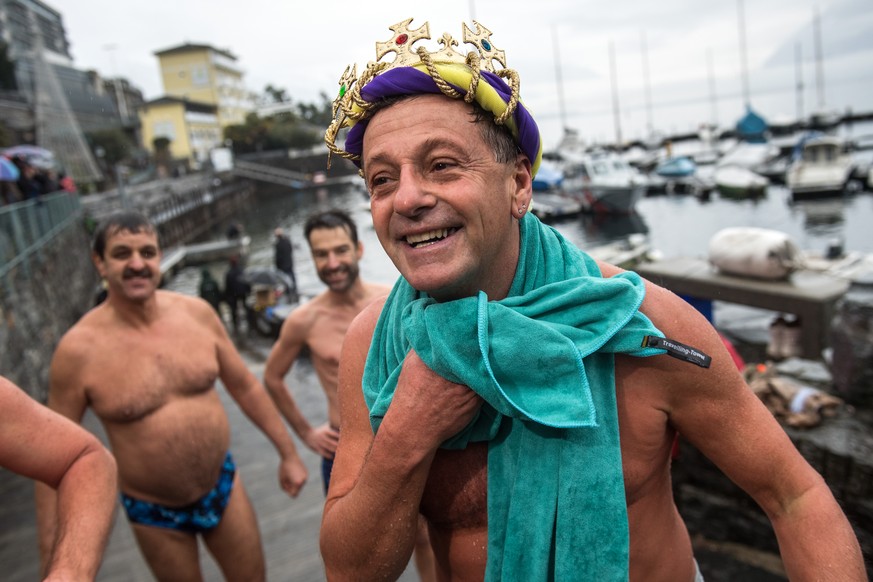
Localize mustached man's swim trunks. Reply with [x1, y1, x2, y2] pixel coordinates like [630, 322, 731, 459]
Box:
[120, 452, 236, 533]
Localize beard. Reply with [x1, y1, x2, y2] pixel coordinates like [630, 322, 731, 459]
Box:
[318, 263, 360, 293]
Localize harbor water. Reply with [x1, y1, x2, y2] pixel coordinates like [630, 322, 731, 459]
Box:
[178, 181, 873, 293]
[170, 175, 873, 352]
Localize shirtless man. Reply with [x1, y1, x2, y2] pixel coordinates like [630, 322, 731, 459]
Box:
[1, 375, 116, 581]
[36, 210, 308, 582]
[318, 20, 866, 581]
[264, 209, 390, 493]
[263, 210, 438, 580]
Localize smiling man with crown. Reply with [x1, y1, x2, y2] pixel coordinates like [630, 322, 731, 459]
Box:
[319, 18, 866, 582]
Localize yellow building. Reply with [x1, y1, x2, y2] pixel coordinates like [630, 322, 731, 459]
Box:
[138, 97, 222, 169]
[154, 43, 250, 128]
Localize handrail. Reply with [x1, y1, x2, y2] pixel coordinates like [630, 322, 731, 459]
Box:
[0, 192, 82, 279]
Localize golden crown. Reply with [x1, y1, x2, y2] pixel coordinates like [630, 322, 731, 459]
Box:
[326, 18, 521, 166]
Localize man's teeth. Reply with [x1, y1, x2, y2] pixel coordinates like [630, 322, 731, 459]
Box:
[406, 228, 451, 248]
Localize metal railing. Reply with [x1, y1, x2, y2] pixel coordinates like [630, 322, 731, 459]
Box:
[0, 192, 82, 279]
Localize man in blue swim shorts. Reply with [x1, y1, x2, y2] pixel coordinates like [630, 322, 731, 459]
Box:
[36, 211, 309, 581]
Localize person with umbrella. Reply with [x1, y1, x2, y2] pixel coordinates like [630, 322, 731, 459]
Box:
[13, 157, 42, 200]
[0, 157, 22, 205]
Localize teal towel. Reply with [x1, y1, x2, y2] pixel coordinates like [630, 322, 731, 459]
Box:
[363, 213, 665, 581]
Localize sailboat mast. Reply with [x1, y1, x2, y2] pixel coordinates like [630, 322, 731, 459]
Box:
[552, 25, 569, 134]
[608, 40, 622, 147]
[706, 48, 719, 127]
[795, 42, 804, 122]
[736, 0, 751, 106]
[640, 31, 653, 138]
[813, 5, 825, 110]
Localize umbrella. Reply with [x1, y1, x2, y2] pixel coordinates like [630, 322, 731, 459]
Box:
[1, 145, 56, 169]
[0, 157, 20, 181]
[243, 268, 294, 289]
[2, 144, 53, 159]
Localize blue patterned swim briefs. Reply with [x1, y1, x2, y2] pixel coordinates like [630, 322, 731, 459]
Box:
[120, 452, 236, 534]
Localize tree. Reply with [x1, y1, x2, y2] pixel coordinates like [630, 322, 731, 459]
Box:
[263, 84, 289, 104]
[0, 120, 13, 148]
[266, 122, 319, 150]
[87, 129, 134, 166]
[152, 136, 172, 177]
[296, 92, 333, 127]
[224, 92, 331, 154]
[0, 42, 17, 91]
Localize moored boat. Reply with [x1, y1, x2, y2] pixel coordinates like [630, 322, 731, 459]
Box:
[713, 165, 769, 199]
[786, 134, 855, 199]
[558, 150, 645, 214]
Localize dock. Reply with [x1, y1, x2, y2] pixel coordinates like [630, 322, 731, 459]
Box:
[160, 236, 251, 277]
[635, 257, 851, 359]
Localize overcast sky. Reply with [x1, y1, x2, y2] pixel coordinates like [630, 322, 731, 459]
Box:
[50, 0, 873, 148]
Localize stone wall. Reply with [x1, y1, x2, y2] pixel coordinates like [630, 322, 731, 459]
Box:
[672, 410, 873, 576]
[0, 215, 98, 401]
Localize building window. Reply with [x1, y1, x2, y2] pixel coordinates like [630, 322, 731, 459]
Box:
[153, 121, 176, 141]
[191, 65, 209, 87]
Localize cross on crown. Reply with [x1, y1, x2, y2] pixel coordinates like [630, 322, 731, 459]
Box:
[371, 18, 506, 73]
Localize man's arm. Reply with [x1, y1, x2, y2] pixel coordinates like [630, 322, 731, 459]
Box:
[320, 301, 482, 580]
[208, 305, 309, 497]
[612, 263, 866, 580]
[35, 334, 105, 577]
[264, 309, 339, 458]
[1, 376, 117, 582]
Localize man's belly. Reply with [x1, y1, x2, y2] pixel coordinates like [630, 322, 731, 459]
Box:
[105, 397, 231, 505]
[420, 443, 695, 582]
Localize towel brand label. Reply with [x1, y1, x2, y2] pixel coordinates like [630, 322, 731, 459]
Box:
[642, 336, 712, 368]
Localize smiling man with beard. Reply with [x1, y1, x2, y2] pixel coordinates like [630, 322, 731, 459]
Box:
[263, 210, 438, 579]
[264, 209, 390, 494]
[36, 210, 308, 581]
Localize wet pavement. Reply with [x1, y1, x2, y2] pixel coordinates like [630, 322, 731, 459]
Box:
[0, 331, 419, 581]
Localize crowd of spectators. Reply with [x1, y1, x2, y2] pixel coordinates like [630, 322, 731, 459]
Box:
[1, 154, 76, 206]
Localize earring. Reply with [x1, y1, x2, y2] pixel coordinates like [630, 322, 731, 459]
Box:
[518, 204, 526, 215]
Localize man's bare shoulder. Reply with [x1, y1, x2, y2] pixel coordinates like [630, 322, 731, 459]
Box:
[348, 294, 388, 339]
[55, 303, 113, 357]
[363, 281, 392, 300]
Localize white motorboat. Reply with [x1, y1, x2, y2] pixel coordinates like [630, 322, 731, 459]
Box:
[713, 165, 769, 199]
[786, 134, 855, 199]
[556, 150, 646, 214]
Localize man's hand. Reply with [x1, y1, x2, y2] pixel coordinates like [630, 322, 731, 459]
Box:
[278, 455, 308, 498]
[390, 350, 483, 450]
[304, 423, 340, 459]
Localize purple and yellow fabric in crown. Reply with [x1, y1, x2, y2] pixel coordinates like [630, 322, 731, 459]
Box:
[324, 18, 543, 178]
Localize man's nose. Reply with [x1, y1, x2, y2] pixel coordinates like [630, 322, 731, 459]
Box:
[325, 252, 341, 269]
[393, 168, 436, 217]
[128, 252, 147, 268]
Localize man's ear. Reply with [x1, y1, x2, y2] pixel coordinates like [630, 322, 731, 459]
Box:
[356, 241, 364, 260]
[511, 154, 533, 220]
[92, 252, 106, 278]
